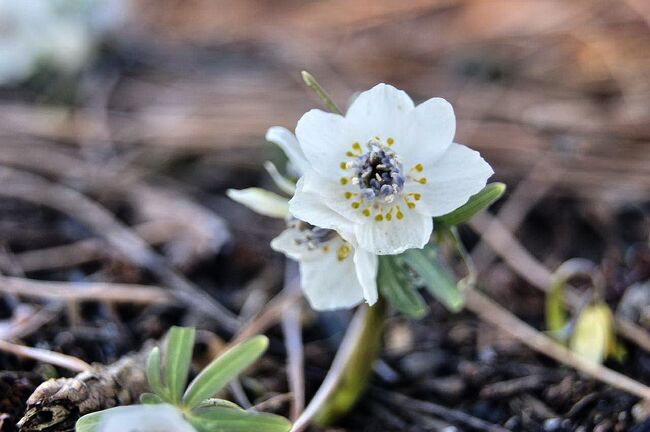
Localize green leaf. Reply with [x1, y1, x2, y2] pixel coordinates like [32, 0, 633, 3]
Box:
[140, 392, 164, 404]
[182, 336, 269, 409]
[195, 398, 244, 410]
[433, 183, 506, 229]
[146, 347, 167, 400]
[188, 406, 291, 432]
[164, 326, 196, 404]
[378, 256, 427, 319]
[403, 249, 464, 312]
[301, 71, 343, 115]
[75, 412, 102, 432]
[569, 302, 615, 364]
[545, 278, 568, 340]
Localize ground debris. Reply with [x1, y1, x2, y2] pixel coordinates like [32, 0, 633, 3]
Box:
[17, 346, 150, 432]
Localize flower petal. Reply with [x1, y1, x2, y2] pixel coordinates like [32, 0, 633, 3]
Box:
[401, 97, 455, 167]
[345, 83, 414, 145]
[354, 209, 433, 255]
[299, 238, 365, 310]
[266, 126, 309, 176]
[413, 143, 494, 217]
[289, 175, 357, 234]
[226, 188, 289, 218]
[353, 246, 379, 305]
[270, 229, 305, 261]
[295, 109, 350, 180]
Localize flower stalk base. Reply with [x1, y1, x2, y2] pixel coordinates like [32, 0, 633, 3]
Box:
[313, 298, 388, 426]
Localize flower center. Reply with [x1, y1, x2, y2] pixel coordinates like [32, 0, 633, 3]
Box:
[354, 140, 404, 203]
[288, 219, 351, 261]
[340, 137, 427, 222]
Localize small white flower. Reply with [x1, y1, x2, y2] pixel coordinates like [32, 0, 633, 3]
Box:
[96, 404, 196, 432]
[228, 127, 379, 310]
[289, 83, 494, 255]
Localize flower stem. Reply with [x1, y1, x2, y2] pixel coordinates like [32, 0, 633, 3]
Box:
[313, 298, 387, 426]
[301, 71, 343, 115]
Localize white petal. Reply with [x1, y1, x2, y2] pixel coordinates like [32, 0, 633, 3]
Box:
[412, 143, 494, 217]
[354, 209, 433, 255]
[401, 97, 455, 167]
[266, 126, 309, 176]
[98, 404, 196, 432]
[226, 188, 288, 218]
[295, 109, 350, 181]
[263, 160, 296, 195]
[270, 229, 305, 261]
[353, 247, 379, 305]
[289, 175, 357, 235]
[299, 238, 365, 310]
[345, 83, 414, 145]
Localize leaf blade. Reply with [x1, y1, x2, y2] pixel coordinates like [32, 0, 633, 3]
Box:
[403, 249, 464, 312]
[188, 406, 291, 432]
[378, 256, 427, 319]
[433, 182, 506, 229]
[182, 335, 269, 408]
[165, 326, 196, 404]
[75, 412, 103, 432]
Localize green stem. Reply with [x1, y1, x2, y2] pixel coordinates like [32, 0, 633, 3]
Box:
[449, 227, 477, 290]
[313, 298, 387, 425]
[301, 71, 343, 115]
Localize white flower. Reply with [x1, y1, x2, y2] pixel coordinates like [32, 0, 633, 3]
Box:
[0, 0, 127, 85]
[289, 83, 494, 255]
[95, 404, 196, 432]
[227, 127, 378, 310]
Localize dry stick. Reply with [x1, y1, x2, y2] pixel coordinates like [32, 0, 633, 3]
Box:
[0, 167, 240, 332]
[14, 219, 182, 272]
[0, 339, 91, 372]
[0, 275, 173, 304]
[281, 268, 305, 421]
[290, 306, 368, 432]
[469, 212, 650, 353]
[464, 289, 650, 401]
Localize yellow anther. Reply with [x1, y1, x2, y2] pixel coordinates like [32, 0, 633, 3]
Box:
[351, 202, 361, 209]
[340, 177, 349, 185]
[352, 142, 362, 151]
[337, 244, 351, 261]
[387, 137, 394, 146]
[407, 202, 416, 209]
[346, 151, 355, 157]
[375, 214, 383, 222]
[362, 209, 371, 217]
[414, 163, 423, 172]
[396, 207, 404, 220]
[344, 192, 353, 199]
[417, 177, 427, 184]
[412, 193, 421, 201]
[386, 212, 392, 221]
[323, 245, 329, 252]
[340, 162, 347, 169]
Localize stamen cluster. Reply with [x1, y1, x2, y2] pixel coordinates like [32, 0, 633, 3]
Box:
[351, 141, 405, 203]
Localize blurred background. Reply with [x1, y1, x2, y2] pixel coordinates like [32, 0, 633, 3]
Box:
[1, 1, 650, 431]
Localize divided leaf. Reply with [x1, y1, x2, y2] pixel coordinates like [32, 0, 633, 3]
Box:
[182, 336, 269, 408]
[146, 347, 167, 401]
[403, 249, 464, 312]
[165, 326, 196, 404]
[433, 182, 505, 229]
[188, 406, 291, 432]
[378, 256, 427, 319]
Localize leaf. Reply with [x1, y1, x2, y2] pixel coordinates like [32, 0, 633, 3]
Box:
[403, 249, 464, 312]
[188, 406, 291, 432]
[433, 183, 506, 229]
[140, 392, 164, 404]
[569, 302, 615, 364]
[195, 398, 243, 410]
[146, 347, 167, 400]
[164, 326, 196, 404]
[75, 411, 103, 432]
[545, 277, 568, 341]
[182, 336, 269, 409]
[226, 188, 289, 218]
[378, 256, 427, 319]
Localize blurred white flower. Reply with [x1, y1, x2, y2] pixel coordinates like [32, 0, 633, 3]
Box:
[96, 404, 196, 432]
[227, 127, 378, 310]
[289, 83, 494, 255]
[0, 0, 128, 85]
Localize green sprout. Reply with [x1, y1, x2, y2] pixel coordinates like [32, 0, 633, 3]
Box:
[76, 327, 291, 432]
